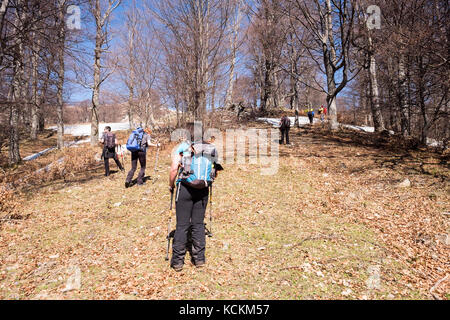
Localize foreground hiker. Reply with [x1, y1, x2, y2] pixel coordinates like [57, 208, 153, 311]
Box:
[279, 114, 291, 145]
[125, 127, 158, 187]
[168, 122, 220, 271]
[100, 126, 124, 176]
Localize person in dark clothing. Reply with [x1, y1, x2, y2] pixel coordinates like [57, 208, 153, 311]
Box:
[168, 122, 220, 272]
[172, 183, 209, 268]
[125, 128, 158, 187]
[100, 126, 124, 176]
[307, 108, 315, 125]
[279, 114, 291, 145]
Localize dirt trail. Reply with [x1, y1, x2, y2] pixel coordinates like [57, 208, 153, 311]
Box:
[0, 125, 448, 300]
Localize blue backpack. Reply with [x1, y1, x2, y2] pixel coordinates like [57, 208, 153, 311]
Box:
[126, 128, 145, 152]
[178, 142, 217, 189]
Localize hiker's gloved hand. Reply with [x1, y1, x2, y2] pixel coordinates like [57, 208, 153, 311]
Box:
[169, 186, 175, 194]
[157, 143, 161, 147]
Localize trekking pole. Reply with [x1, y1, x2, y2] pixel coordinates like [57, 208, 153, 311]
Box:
[165, 189, 174, 261]
[207, 184, 213, 237]
[152, 143, 160, 183]
[120, 145, 126, 172]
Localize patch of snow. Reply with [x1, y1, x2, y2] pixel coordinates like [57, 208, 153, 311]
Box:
[426, 138, 444, 148]
[23, 139, 90, 162]
[257, 117, 444, 148]
[48, 122, 130, 137]
[341, 124, 375, 133]
[23, 147, 56, 161]
[256, 116, 318, 128]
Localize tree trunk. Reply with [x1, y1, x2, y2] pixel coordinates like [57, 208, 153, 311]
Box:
[324, 0, 338, 129]
[367, 33, 385, 132]
[91, 17, 102, 145]
[30, 37, 40, 140]
[56, 1, 66, 149]
[225, 1, 241, 110]
[9, 3, 24, 165]
[398, 53, 409, 137]
[128, 87, 134, 129]
[261, 59, 273, 112]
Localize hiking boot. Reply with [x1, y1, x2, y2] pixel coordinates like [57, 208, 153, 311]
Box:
[125, 181, 130, 188]
[171, 264, 183, 272]
[190, 257, 205, 268]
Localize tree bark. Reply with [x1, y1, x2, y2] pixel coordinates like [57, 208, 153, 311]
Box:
[367, 32, 385, 132]
[398, 53, 409, 137]
[9, 3, 24, 165]
[225, 0, 241, 110]
[91, 1, 102, 145]
[56, 1, 66, 149]
[30, 36, 40, 140]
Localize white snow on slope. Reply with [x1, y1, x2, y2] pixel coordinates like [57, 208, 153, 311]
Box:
[22, 138, 90, 162]
[256, 116, 318, 128]
[256, 117, 444, 147]
[48, 122, 130, 137]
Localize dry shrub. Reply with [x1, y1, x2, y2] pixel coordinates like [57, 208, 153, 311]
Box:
[30, 145, 100, 183]
[0, 144, 102, 220]
[0, 185, 19, 218]
[0, 145, 101, 191]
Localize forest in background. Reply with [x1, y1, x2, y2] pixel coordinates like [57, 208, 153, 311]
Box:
[1, 0, 449, 165]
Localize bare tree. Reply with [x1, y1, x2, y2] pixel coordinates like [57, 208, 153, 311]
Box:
[147, 0, 231, 120]
[352, 0, 385, 132]
[288, 0, 358, 128]
[224, 0, 244, 110]
[88, 0, 121, 145]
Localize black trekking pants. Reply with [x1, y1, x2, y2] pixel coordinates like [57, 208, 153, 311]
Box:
[280, 128, 290, 145]
[171, 183, 209, 267]
[104, 154, 123, 176]
[126, 151, 146, 185]
[308, 113, 314, 124]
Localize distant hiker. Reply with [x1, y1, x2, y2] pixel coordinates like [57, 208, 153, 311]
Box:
[100, 126, 124, 177]
[318, 106, 325, 123]
[125, 127, 159, 187]
[307, 108, 315, 125]
[168, 122, 221, 272]
[279, 114, 291, 145]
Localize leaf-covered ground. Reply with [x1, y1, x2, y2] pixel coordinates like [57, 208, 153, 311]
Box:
[0, 124, 448, 300]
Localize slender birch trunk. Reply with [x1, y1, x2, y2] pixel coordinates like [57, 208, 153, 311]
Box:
[56, 0, 66, 149]
[367, 31, 385, 132]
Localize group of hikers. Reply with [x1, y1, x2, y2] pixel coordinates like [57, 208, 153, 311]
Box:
[305, 105, 328, 125]
[100, 123, 222, 272]
[99, 103, 328, 270]
[279, 105, 328, 145]
[101, 126, 159, 186]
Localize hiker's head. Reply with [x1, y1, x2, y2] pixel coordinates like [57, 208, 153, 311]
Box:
[185, 121, 203, 143]
[104, 126, 111, 132]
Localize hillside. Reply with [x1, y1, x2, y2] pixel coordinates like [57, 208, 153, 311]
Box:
[0, 123, 448, 300]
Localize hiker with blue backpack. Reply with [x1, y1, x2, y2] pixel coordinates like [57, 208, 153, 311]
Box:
[168, 122, 222, 272]
[125, 127, 159, 188]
